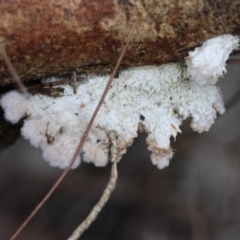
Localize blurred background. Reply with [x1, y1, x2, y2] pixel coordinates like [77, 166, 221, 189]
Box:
[0, 59, 240, 240]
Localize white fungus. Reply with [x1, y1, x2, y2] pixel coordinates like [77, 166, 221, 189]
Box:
[186, 34, 239, 85]
[1, 62, 225, 169]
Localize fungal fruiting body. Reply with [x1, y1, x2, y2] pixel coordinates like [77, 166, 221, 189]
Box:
[186, 34, 239, 85]
[1, 62, 225, 169]
[1, 35, 238, 170]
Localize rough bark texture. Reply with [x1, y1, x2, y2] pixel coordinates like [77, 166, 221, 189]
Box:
[0, 0, 239, 85]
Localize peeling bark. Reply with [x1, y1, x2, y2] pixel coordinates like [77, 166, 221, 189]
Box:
[0, 0, 239, 85]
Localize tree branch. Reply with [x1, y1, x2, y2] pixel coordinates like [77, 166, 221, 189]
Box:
[0, 0, 239, 85]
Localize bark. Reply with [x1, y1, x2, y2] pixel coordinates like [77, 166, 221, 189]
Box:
[0, 0, 239, 86]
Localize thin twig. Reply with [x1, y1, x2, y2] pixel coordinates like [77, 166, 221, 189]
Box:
[72, 71, 77, 94]
[226, 59, 240, 64]
[0, 44, 28, 94]
[68, 161, 118, 240]
[9, 41, 129, 240]
[27, 77, 85, 92]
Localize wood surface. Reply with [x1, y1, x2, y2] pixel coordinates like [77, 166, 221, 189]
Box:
[0, 0, 239, 85]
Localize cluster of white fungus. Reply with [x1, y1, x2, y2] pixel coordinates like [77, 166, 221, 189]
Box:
[1, 62, 225, 169]
[186, 34, 239, 85]
[1, 34, 239, 169]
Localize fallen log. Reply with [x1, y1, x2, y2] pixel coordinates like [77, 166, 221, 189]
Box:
[0, 0, 239, 85]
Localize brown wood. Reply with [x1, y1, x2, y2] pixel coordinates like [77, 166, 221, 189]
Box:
[0, 0, 240, 86]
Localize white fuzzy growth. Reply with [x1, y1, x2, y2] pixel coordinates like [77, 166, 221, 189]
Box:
[0, 63, 225, 169]
[41, 76, 60, 83]
[1, 91, 29, 124]
[186, 34, 239, 85]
